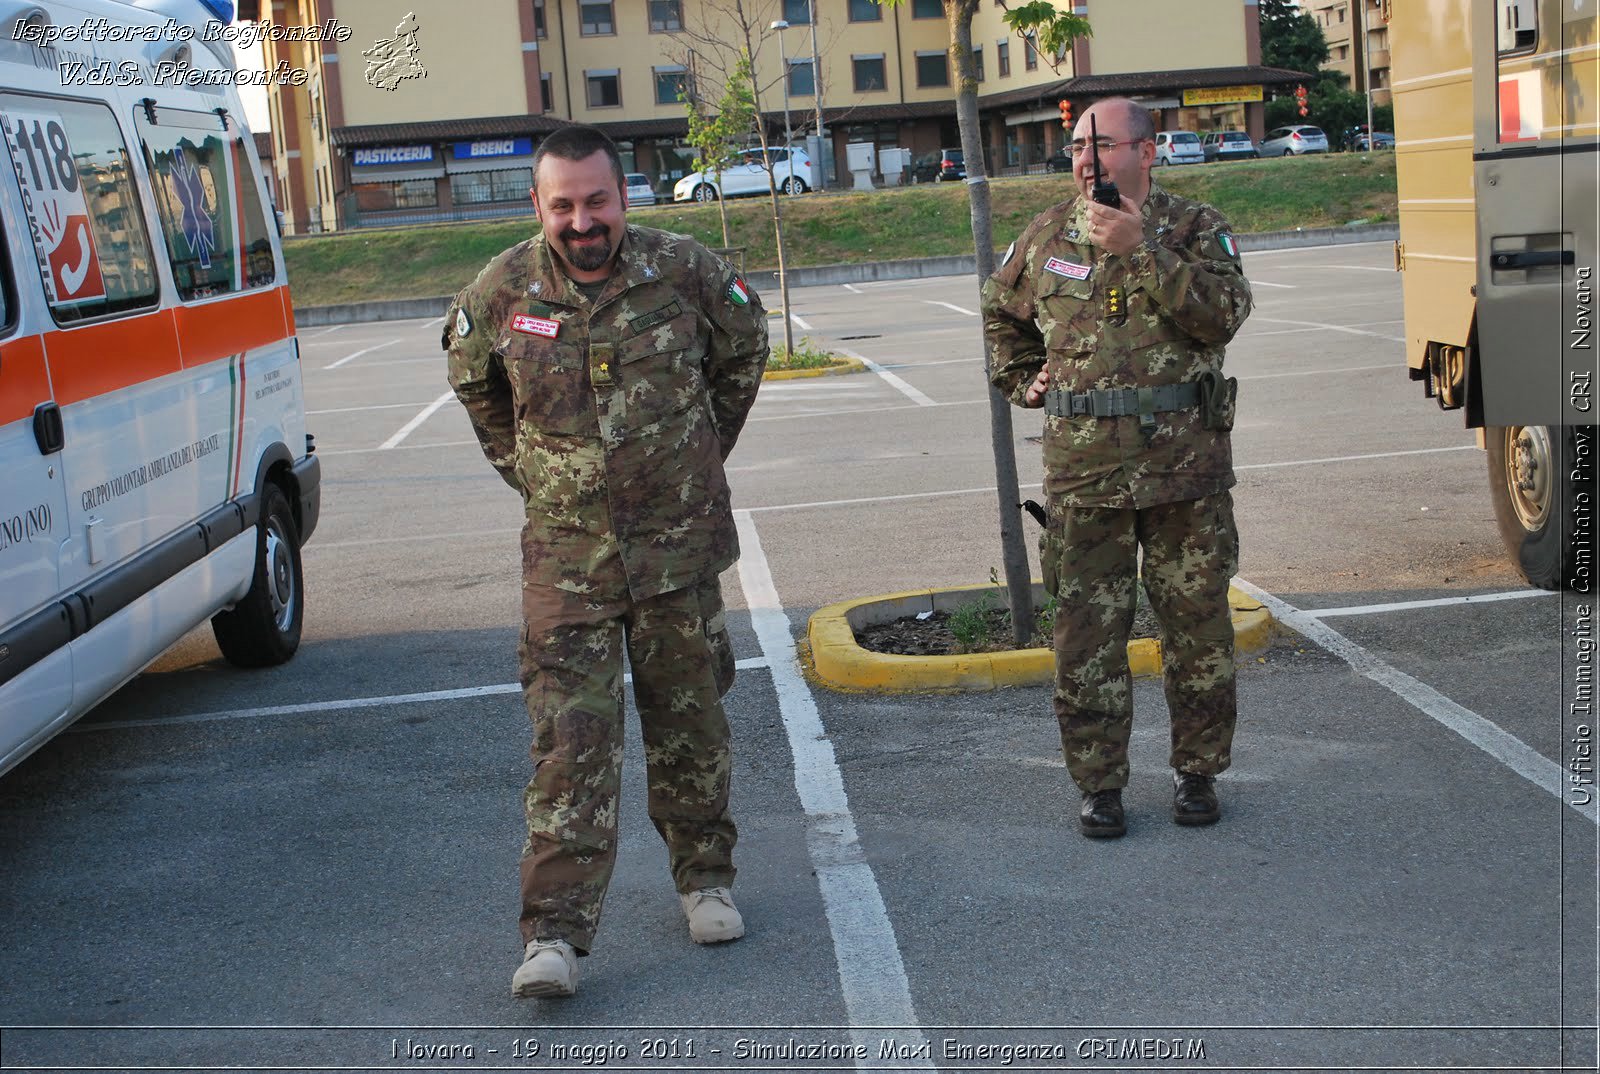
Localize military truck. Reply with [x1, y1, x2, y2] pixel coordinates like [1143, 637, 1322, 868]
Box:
[1390, 0, 1597, 589]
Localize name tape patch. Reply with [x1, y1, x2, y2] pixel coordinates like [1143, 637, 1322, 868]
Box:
[1044, 257, 1092, 281]
[511, 313, 561, 338]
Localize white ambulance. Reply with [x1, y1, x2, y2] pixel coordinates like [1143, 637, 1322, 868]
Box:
[0, 0, 318, 774]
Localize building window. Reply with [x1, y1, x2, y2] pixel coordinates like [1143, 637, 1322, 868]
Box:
[915, 50, 948, 86]
[451, 168, 533, 205]
[533, 0, 546, 37]
[541, 72, 554, 111]
[1024, 35, 1037, 70]
[787, 58, 814, 96]
[912, 0, 940, 16]
[354, 178, 438, 211]
[649, 0, 682, 31]
[654, 66, 690, 104]
[580, 1, 614, 34]
[997, 39, 1009, 77]
[853, 54, 886, 91]
[586, 70, 621, 107]
[783, 0, 811, 24]
[849, 0, 881, 21]
[972, 45, 983, 81]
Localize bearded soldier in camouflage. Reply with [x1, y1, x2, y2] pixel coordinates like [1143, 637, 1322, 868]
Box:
[443, 125, 768, 996]
[982, 98, 1253, 839]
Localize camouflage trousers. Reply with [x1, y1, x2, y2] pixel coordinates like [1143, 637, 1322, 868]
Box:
[516, 536, 737, 954]
[1044, 491, 1239, 793]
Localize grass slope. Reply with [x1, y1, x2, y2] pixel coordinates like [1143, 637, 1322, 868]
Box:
[285, 152, 1395, 308]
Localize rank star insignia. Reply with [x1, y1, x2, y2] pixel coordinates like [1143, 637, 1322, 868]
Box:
[529, 281, 543, 295]
[643, 264, 658, 279]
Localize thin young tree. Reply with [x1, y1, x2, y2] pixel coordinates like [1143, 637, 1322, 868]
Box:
[682, 51, 756, 248]
[877, 0, 1088, 645]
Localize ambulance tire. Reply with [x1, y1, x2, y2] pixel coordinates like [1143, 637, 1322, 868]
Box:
[213, 482, 304, 666]
[1486, 424, 1590, 592]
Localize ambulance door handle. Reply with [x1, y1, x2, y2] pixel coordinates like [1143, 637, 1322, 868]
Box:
[1490, 250, 1574, 270]
[33, 402, 63, 456]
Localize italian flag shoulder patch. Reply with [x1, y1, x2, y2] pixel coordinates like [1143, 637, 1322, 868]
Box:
[727, 277, 750, 305]
[1219, 233, 1238, 259]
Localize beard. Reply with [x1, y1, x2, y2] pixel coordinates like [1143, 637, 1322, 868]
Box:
[559, 223, 615, 273]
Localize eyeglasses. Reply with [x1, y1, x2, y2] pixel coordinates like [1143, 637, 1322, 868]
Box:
[1066, 138, 1147, 156]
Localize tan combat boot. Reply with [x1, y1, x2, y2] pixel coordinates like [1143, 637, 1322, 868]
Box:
[679, 887, 745, 944]
[511, 939, 578, 998]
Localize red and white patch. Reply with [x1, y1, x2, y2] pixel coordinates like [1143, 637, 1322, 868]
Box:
[1044, 257, 1092, 281]
[511, 313, 561, 338]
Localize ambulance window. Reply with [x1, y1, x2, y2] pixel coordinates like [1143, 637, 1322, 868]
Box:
[0, 95, 159, 325]
[137, 107, 277, 301]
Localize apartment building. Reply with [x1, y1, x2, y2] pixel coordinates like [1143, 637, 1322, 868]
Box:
[255, 0, 1308, 232]
[1307, 0, 1391, 107]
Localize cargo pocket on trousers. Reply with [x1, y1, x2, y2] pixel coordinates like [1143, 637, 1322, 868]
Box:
[700, 583, 736, 699]
[1039, 519, 1065, 597]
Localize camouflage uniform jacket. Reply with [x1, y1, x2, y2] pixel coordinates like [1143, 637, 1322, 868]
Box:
[444, 225, 768, 600]
[982, 183, 1252, 509]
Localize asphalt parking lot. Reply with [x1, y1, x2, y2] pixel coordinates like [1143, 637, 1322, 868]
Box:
[1, 241, 1594, 1072]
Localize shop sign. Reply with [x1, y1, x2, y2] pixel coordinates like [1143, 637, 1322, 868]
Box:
[352, 144, 435, 166]
[452, 138, 534, 160]
[1181, 85, 1264, 106]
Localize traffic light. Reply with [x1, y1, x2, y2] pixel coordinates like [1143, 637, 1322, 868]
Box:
[1058, 99, 1073, 130]
[1295, 83, 1309, 117]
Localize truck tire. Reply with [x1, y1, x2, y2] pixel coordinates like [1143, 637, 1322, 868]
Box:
[212, 482, 304, 666]
[1486, 425, 1590, 591]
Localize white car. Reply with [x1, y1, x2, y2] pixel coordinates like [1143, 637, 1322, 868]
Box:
[674, 147, 813, 201]
[1153, 130, 1205, 166]
[624, 172, 657, 206]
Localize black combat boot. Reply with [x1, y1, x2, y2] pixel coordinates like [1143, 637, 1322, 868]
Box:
[1171, 771, 1220, 825]
[1079, 788, 1126, 838]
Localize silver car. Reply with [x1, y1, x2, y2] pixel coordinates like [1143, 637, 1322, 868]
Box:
[1153, 130, 1205, 166]
[624, 172, 657, 207]
[1260, 124, 1330, 157]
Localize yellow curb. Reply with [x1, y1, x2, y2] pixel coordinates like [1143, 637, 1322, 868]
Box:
[808, 582, 1275, 694]
[763, 357, 867, 380]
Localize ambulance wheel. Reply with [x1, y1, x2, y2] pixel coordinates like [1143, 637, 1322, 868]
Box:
[213, 482, 304, 666]
[1487, 424, 1588, 591]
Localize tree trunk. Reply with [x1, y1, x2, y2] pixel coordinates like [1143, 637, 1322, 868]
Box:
[947, 0, 1034, 646]
[717, 170, 731, 248]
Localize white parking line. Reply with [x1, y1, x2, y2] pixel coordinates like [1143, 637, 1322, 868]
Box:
[1235, 445, 1475, 471]
[1236, 363, 1396, 381]
[923, 300, 978, 316]
[324, 338, 400, 371]
[1235, 579, 1597, 826]
[1304, 589, 1554, 618]
[1251, 316, 1404, 342]
[1249, 280, 1297, 289]
[781, 311, 813, 331]
[70, 659, 773, 730]
[734, 511, 931, 1061]
[309, 401, 444, 416]
[380, 390, 456, 449]
[306, 325, 345, 337]
[836, 347, 937, 407]
[843, 284, 864, 294]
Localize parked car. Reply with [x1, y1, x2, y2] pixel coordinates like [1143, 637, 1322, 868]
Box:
[1153, 130, 1205, 166]
[624, 172, 657, 206]
[1260, 125, 1330, 156]
[1045, 146, 1073, 173]
[672, 146, 813, 201]
[1351, 131, 1395, 151]
[1201, 130, 1259, 162]
[912, 147, 965, 182]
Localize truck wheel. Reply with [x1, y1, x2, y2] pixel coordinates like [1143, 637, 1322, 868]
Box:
[213, 482, 304, 666]
[1486, 425, 1588, 591]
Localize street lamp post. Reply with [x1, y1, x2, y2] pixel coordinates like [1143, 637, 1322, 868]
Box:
[808, 0, 825, 189]
[769, 19, 794, 154]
